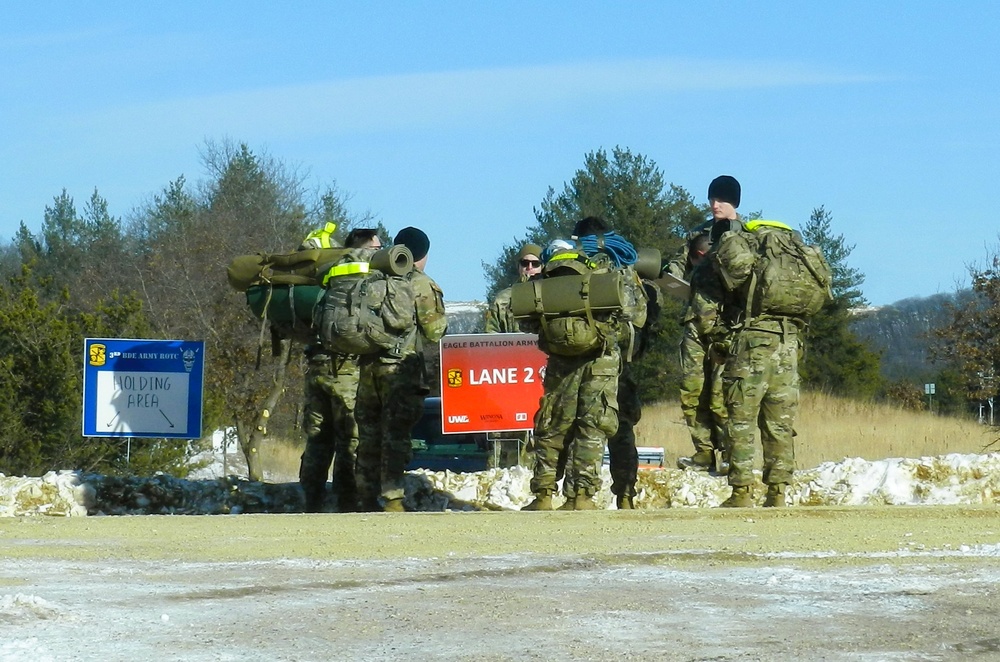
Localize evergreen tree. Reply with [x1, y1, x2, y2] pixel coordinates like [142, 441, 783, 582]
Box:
[0, 265, 161, 476]
[483, 146, 706, 403]
[799, 207, 883, 397]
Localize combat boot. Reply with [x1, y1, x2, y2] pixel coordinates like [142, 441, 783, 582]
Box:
[302, 486, 325, 513]
[335, 491, 359, 513]
[557, 498, 576, 511]
[677, 450, 713, 471]
[720, 485, 754, 508]
[573, 496, 598, 511]
[710, 449, 731, 476]
[764, 483, 788, 508]
[522, 491, 553, 511]
[616, 494, 635, 510]
[382, 497, 406, 513]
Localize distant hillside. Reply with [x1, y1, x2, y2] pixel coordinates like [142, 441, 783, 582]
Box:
[849, 292, 963, 381]
[445, 301, 487, 334]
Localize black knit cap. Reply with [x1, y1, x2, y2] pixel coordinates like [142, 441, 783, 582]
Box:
[707, 175, 741, 208]
[393, 226, 430, 261]
[572, 216, 609, 237]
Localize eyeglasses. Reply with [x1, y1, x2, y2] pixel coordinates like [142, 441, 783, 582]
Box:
[520, 259, 542, 268]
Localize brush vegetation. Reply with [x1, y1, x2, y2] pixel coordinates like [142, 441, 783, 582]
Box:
[259, 391, 995, 481]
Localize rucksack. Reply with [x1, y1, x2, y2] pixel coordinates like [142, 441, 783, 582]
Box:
[714, 220, 833, 321]
[317, 245, 417, 356]
[227, 247, 350, 344]
[510, 250, 626, 357]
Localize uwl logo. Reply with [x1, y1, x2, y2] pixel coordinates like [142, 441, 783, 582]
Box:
[448, 415, 469, 424]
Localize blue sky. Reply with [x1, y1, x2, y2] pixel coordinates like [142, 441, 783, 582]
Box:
[3, 2, 999, 305]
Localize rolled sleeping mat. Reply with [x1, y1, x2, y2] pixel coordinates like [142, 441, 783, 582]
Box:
[227, 254, 267, 292]
[510, 271, 626, 318]
[227, 247, 352, 292]
[634, 247, 662, 280]
[370, 245, 414, 276]
[246, 283, 325, 325]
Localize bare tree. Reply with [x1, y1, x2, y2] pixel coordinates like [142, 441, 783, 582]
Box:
[126, 141, 344, 479]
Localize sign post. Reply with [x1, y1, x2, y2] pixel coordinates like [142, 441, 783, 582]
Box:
[83, 338, 205, 439]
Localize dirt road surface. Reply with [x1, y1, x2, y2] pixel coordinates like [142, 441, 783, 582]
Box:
[2, 506, 999, 661]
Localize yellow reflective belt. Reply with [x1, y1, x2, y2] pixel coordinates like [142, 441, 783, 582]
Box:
[548, 252, 581, 262]
[322, 261, 369, 286]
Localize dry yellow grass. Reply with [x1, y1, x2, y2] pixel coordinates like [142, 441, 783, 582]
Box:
[637, 391, 996, 470]
[257, 439, 305, 482]
[260, 392, 997, 479]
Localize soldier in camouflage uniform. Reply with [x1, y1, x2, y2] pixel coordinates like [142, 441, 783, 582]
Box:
[299, 228, 382, 513]
[605, 277, 661, 509]
[483, 243, 543, 468]
[711, 182, 800, 508]
[354, 227, 448, 513]
[523, 217, 647, 511]
[670, 232, 729, 472]
[484, 243, 543, 333]
[668, 176, 745, 473]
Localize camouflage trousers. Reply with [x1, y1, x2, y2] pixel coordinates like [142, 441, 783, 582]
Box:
[298, 353, 360, 505]
[532, 347, 620, 499]
[678, 323, 727, 456]
[606, 364, 640, 498]
[722, 328, 799, 487]
[354, 356, 425, 504]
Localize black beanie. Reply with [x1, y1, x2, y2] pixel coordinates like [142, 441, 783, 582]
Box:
[393, 226, 430, 261]
[708, 175, 741, 208]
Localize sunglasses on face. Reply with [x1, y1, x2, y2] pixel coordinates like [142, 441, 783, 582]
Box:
[520, 259, 542, 268]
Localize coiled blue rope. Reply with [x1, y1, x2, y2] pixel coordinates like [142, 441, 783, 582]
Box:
[574, 231, 638, 267]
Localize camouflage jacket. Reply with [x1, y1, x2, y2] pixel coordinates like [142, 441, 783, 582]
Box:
[370, 268, 448, 364]
[484, 276, 530, 334]
[412, 269, 449, 347]
[667, 218, 741, 339]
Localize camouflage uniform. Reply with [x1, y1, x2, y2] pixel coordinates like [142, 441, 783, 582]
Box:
[714, 224, 801, 491]
[527, 255, 647, 506]
[298, 346, 361, 511]
[668, 223, 734, 469]
[354, 269, 448, 509]
[484, 280, 532, 468]
[604, 362, 640, 500]
[484, 285, 520, 334]
[722, 320, 799, 487]
[603, 278, 660, 504]
[677, 280, 728, 462]
[532, 345, 622, 500]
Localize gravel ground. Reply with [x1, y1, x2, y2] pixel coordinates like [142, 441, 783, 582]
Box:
[2, 506, 999, 661]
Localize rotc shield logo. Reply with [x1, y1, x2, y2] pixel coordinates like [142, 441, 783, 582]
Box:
[89, 343, 107, 367]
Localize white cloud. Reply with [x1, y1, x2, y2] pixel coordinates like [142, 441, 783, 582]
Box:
[71, 58, 885, 142]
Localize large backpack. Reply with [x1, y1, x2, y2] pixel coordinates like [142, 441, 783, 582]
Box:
[714, 220, 833, 321]
[227, 247, 350, 344]
[317, 245, 417, 356]
[510, 251, 625, 356]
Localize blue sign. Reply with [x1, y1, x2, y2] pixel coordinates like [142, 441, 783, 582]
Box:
[83, 338, 205, 439]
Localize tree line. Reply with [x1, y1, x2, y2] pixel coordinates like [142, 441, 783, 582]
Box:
[0, 141, 991, 477]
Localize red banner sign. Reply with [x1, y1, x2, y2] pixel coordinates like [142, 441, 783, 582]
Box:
[439, 333, 547, 434]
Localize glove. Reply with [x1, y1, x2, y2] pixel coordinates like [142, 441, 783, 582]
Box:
[708, 341, 731, 365]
